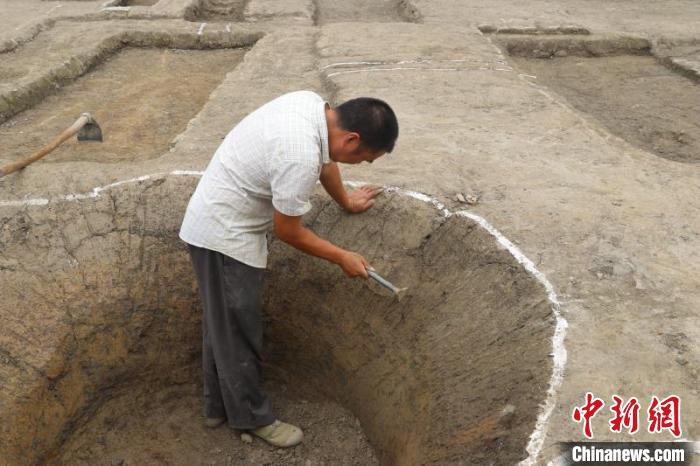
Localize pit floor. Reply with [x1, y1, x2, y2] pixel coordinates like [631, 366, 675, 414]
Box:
[0, 47, 245, 164]
[52, 380, 377, 466]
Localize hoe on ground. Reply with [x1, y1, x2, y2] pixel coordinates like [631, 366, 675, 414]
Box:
[0, 113, 103, 178]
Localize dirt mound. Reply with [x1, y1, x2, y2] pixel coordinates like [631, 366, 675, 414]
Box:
[0, 175, 554, 464]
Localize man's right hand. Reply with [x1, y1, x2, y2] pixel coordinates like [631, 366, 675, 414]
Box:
[273, 209, 371, 279]
[338, 251, 370, 278]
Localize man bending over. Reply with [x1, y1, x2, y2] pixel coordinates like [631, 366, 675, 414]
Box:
[179, 90, 399, 447]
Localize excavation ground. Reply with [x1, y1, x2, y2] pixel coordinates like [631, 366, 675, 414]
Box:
[489, 34, 700, 164]
[511, 54, 700, 164]
[2, 1, 700, 464]
[0, 47, 246, 164]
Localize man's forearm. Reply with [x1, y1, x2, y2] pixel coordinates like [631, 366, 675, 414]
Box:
[319, 162, 350, 211]
[273, 207, 369, 277]
[278, 224, 346, 265]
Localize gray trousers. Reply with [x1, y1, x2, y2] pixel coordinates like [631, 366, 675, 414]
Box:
[187, 244, 276, 429]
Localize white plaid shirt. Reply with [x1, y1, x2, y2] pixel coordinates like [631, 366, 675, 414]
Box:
[180, 91, 331, 268]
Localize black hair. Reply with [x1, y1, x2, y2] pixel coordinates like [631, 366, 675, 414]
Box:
[335, 97, 399, 153]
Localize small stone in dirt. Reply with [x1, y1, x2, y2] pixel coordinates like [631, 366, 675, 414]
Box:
[464, 193, 480, 205]
[111, 459, 124, 466]
[499, 404, 517, 427]
[501, 404, 516, 416]
[456, 192, 480, 205]
[241, 432, 253, 444]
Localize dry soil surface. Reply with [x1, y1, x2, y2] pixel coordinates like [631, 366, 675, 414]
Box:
[0, 1, 699, 465]
[0, 47, 245, 164]
[511, 55, 700, 163]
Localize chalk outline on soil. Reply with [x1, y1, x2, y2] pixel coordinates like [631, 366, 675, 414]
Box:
[0, 171, 568, 465]
[321, 58, 514, 78]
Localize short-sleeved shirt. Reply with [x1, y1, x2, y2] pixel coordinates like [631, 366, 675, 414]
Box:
[179, 90, 331, 268]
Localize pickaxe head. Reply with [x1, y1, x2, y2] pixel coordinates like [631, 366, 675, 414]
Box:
[77, 113, 103, 142]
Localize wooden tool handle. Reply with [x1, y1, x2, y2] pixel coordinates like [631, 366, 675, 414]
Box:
[0, 114, 89, 178]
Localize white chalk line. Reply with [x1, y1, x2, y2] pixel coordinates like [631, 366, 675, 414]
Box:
[321, 58, 513, 78]
[325, 67, 461, 78]
[459, 209, 567, 466]
[197, 23, 207, 35]
[0, 172, 567, 465]
[320, 58, 505, 70]
[0, 170, 201, 207]
[321, 60, 391, 69]
[319, 58, 513, 78]
[102, 6, 130, 12]
[321, 59, 464, 70]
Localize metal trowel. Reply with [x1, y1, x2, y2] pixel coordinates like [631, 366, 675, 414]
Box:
[367, 268, 408, 301]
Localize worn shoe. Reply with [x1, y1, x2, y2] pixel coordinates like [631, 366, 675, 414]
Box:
[203, 416, 226, 428]
[251, 420, 303, 447]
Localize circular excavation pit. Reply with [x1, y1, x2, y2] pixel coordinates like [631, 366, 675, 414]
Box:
[0, 177, 555, 465]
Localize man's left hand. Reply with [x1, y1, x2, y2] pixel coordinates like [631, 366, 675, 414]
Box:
[345, 185, 383, 213]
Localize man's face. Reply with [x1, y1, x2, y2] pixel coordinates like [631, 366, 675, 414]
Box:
[349, 146, 385, 165]
[333, 132, 386, 164]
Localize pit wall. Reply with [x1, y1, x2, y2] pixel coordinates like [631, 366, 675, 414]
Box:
[490, 33, 651, 58]
[264, 193, 555, 464]
[0, 175, 201, 465]
[487, 32, 700, 82]
[0, 175, 557, 464]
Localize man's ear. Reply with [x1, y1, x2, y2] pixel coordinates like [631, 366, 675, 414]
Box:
[344, 132, 361, 151]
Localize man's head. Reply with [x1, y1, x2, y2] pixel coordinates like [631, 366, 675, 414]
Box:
[326, 97, 399, 164]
